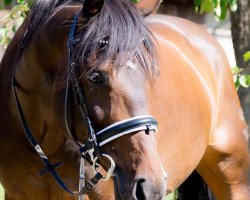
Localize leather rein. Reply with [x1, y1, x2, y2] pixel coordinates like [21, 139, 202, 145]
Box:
[12, 10, 158, 197]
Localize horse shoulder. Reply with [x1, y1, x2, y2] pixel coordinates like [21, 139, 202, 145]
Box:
[147, 15, 248, 148]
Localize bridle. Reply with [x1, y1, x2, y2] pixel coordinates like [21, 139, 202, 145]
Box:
[12, 9, 158, 198]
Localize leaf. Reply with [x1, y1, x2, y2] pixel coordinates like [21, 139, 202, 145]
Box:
[230, 2, 237, 12]
[229, 0, 237, 12]
[17, 0, 27, 4]
[231, 67, 250, 90]
[12, 25, 16, 33]
[219, 0, 227, 20]
[214, 6, 221, 21]
[12, 4, 29, 14]
[235, 79, 241, 91]
[194, 0, 202, 7]
[130, 0, 140, 2]
[232, 66, 243, 75]
[211, 0, 219, 8]
[239, 75, 250, 88]
[243, 51, 250, 62]
[200, 0, 214, 14]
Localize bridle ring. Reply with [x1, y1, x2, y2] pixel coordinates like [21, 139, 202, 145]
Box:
[93, 154, 116, 181]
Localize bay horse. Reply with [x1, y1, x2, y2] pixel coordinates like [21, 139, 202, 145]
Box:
[0, 0, 249, 200]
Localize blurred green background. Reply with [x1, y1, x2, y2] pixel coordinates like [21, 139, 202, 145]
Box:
[0, 184, 4, 199]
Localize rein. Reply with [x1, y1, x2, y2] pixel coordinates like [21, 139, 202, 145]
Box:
[12, 10, 158, 198]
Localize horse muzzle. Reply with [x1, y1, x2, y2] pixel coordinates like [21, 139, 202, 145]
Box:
[114, 168, 167, 200]
[104, 127, 167, 200]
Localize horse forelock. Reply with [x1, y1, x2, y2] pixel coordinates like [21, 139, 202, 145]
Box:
[17, 0, 158, 81]
[72, 0, 158, 80]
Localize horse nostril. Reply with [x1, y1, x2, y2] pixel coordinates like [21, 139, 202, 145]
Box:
[135, 179, 146, 200]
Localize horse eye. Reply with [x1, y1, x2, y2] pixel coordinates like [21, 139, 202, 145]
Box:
[88, 71, 106, 84]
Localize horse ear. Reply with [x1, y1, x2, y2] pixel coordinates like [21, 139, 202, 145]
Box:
[134, 0, 161, 16]
[82, 0, 104, 19]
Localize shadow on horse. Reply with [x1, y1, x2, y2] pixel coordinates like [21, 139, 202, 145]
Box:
[0, 0, 249, 199]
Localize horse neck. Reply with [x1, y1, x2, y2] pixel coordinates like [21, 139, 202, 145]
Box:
[12, 16, 71, 155]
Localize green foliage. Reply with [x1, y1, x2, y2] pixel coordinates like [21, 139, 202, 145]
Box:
[0, 184, 4, 200]
[195, 0, 237, 21]
[165, 191, 178, 200]
[243, 51, 250, 62]
[0, 0, 29, 48]
[232, 52, 250, 90]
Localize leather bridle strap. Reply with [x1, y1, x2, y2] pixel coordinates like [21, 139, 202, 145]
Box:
[65, 11, 101, 162]
[64, 11, 85, 147]
[66, 11, 97, 146]
[12, 77, 102, 196]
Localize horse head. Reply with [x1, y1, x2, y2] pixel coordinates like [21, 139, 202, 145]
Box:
[61, 0, 167, 199]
